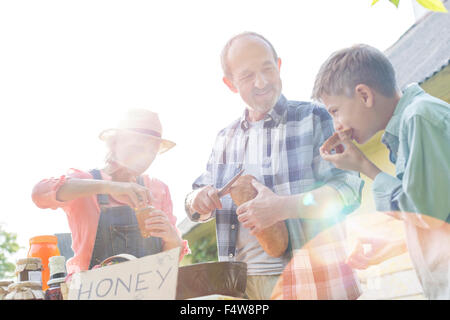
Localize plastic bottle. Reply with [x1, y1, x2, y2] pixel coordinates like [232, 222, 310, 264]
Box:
[27, 235, 60, 291]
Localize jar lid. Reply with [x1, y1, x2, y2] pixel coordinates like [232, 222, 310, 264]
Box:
[15, 258, 42, 274]
[29, 235, 58, 244]
[16, 257, 42, 265]
[47, 277, 66, 286]
[7, 281, 42, 291]
[4, 281, 44, 300]
[0, 280, 13, 287]
[49, 256, 66, 264]
[48, 256, 66, 279]
[134, 206, 155, 215]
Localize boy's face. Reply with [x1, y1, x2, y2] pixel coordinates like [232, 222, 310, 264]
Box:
[321, 93, 377, 144]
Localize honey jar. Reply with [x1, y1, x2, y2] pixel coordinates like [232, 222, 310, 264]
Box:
[4, 281, 44, 300]
[15, 257, 43, 283]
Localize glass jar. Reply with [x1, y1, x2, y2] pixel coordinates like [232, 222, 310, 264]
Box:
[27, 235, 60, 291]
[15, 257, 43, 283]
[45, 256, 67, 300]
[4, 281, 44, 300]
[135, 206, 155, 238]
[45, 278, 65, 300]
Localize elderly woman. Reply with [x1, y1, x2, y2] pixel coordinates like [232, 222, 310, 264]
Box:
[32, 109, 189, 276]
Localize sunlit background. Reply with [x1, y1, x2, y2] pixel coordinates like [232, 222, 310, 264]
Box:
[0, 0, 417, 260]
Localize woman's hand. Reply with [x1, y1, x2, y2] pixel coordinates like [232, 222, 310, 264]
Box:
[103, 181, 153, 209]
[144, 209, 182, 249]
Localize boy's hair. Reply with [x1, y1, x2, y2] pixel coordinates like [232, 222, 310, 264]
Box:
[311, 44, 398, 101]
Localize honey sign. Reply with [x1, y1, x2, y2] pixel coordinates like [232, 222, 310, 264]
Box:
[68, 247, 179, 300]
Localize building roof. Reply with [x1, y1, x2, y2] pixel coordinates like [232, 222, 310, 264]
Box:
[385, 0, 450, 89]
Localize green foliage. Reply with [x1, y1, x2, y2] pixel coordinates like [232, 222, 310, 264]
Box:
[189, 236, 218, 264]
[371, 0, 399, 6]
[0, 225, 21, 279]
[372, 0, 448, 12]
[416, 0, 448, 12]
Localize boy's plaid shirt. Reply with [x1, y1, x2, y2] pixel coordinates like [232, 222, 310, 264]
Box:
[188, 95, 364, 299]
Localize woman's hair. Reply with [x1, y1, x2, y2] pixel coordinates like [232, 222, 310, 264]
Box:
[311, 44, 398, 101]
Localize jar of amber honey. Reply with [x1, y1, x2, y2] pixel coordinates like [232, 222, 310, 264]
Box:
[135, 206, 155, 238]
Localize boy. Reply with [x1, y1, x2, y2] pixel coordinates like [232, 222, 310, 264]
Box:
[311, 44, 450, 299]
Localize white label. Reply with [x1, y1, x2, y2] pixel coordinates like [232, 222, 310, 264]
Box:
[28, 271, 42, 283]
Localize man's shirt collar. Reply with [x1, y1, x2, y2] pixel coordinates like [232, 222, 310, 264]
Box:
[385, 83, 424, 138]
[240, 94, 287, 131]
[382, 83, 424, 163]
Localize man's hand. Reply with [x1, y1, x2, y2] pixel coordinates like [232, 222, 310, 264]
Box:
[346, 237, 407, 269]
[320, 135, 381, 179]
[236, 180, 286, 235]
[189, 185, 222, 216]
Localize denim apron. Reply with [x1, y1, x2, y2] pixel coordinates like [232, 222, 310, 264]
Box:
[88, 169, 162, 269]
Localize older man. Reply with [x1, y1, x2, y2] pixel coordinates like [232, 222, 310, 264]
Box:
[185, 32, 364, 300]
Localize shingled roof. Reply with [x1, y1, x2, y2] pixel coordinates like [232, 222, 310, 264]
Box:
[385, 0, 450, 90]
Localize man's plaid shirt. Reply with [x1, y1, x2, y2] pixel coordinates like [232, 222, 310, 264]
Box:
[187, 95, 364, 299]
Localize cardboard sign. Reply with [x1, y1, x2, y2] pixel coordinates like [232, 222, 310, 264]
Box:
[68, 247, 180, 300]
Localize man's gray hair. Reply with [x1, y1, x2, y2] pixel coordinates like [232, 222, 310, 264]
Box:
[220, 31, 278, 79]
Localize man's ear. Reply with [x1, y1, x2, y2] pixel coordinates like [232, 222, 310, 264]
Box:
[277, 57, 282, 70]
[355, 84, 374, 108]
[223, 76, 238, 93]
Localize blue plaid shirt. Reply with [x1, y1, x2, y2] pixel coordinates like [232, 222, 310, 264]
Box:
[188, 95, 364, 262]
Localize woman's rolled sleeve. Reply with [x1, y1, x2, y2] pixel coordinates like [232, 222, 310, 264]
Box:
[31, 175, 71, 210]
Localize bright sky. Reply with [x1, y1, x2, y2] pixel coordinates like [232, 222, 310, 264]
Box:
[0, 0, 417, 261]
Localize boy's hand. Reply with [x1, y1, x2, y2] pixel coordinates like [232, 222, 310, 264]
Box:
[321, 130, 351, 154]
[320, 134, 381, 179]
[346, 237, 407, 269]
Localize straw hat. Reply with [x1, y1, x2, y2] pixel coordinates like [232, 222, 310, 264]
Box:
[99, 109, 176, 154]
